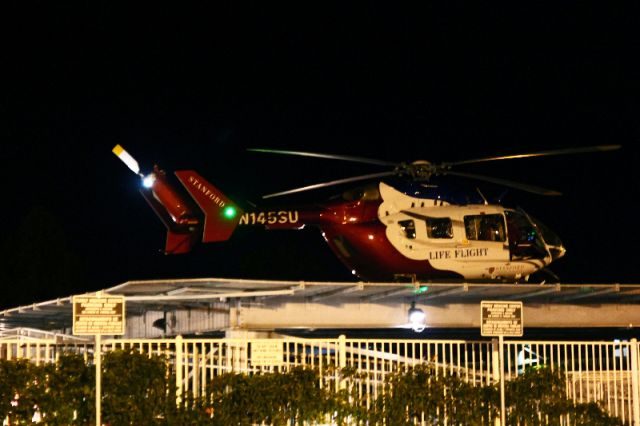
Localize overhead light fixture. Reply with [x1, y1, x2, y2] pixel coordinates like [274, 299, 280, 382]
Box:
[408, 301, 426, 332]
[152, 318, 167, 331]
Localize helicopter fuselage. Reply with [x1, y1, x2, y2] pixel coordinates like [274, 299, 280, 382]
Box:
[112, 144, 619, 283]
[235, 181, 565, 282]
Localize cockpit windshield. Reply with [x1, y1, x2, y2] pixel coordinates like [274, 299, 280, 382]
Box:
[505, 210, 549, 260]
[529, 215, 563, 247]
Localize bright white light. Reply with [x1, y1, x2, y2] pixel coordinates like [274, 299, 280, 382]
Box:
[351, 269, 357, 275]
[368, 234, 374, 240]
[112, 145, 140, 175]
[142, 174, 156, 188]
[409, 304, 426, 333]
[409, 309, 426, 324]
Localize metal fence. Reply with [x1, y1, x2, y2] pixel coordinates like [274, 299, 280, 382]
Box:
[1, 334, 639, 424]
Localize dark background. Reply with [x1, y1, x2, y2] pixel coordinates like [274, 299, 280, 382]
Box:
[1, 3, 638, 309]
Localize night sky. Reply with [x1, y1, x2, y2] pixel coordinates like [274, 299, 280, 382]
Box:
[1, 4, 639, 309]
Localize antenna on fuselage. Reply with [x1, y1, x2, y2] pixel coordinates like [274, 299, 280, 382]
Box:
[476, 188, 489, 205]
[496, 189, 509, 204]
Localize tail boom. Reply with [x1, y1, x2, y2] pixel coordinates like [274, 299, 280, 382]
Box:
[141, 168, 242, 254]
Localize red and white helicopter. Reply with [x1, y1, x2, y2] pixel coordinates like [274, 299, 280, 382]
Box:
[113, 144, 620, 283]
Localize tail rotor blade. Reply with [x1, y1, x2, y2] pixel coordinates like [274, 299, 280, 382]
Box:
[112, 144, 142, 175]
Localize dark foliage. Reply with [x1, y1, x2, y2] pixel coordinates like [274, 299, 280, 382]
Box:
[0, 353, 626, 425]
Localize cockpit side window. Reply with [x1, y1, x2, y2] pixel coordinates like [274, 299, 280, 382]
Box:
[398, 219, 416, 239]
[426, 217, 453, 239]
[464, 214, 506, 242]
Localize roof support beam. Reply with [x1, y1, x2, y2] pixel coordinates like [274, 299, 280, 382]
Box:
[363, 287, 412, 302]
[504, 284, 561, 300]
[241, 301, 640, 329]
[126, 289, 295, 302]
[559, 285, 620, 302]
[308, 284, 364, 302]
[424, 284, 469, 301]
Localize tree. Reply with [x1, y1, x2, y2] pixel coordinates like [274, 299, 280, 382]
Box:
[0, 205, 85, 309]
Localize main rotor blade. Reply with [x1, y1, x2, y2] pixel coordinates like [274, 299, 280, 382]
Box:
[449, 144, 621, 166]
[248, 148, 396, 166]
[445, 171, 562, 196]
[262, 171, 396, 199]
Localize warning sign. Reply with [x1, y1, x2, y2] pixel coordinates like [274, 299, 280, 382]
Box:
[73, 295, 125, 335]
[251, 341, 283, 366]
[481, 301, 523, 337]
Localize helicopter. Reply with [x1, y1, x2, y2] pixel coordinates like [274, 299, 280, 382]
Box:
[112, 144, 620, 283]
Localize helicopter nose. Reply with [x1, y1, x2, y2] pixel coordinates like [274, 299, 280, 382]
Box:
[549, 245, 566, 260]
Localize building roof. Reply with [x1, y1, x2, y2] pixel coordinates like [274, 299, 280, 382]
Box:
[1, 278, 638, 332]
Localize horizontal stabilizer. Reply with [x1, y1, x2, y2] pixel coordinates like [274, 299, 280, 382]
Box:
[165, 230, 199, 254]
[140, 188, 200, 254]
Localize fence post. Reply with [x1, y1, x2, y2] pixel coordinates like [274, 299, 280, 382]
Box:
[631, 338, 640, 425]
[338, 334, 347, 390]
[491, 338, 500, 383]
[176, 335, 183, 406]
[492, 338, 500, 426]
[95, 334, 102, 426]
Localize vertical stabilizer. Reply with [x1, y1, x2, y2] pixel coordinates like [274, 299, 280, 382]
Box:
[175, 171, 243, 242]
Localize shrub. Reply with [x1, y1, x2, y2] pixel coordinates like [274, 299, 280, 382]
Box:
[0, 351, 627, 425]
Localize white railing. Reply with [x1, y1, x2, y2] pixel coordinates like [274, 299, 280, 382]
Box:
[502, 340, 640, 424]
[2, 335, 639, 424]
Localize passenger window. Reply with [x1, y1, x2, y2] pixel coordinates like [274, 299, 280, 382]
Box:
[426, 217, 453, 239]
[398, 219, 416, 239]
[464, 214, 506, 242]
